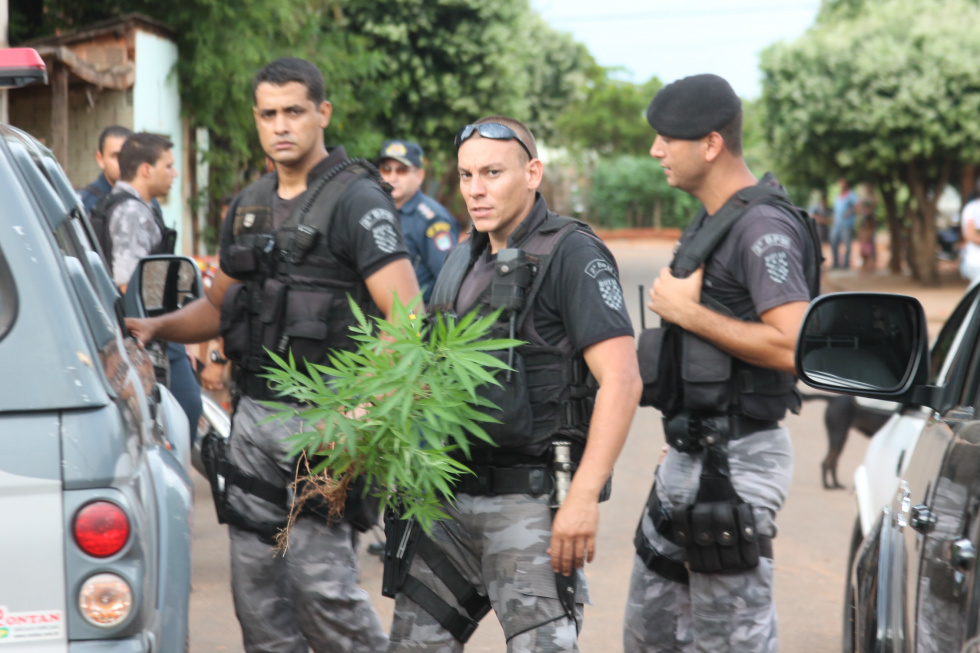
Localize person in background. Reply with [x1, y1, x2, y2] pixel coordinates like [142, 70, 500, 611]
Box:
[829, 177, 858, 269]
[960, 178, 980, 282]
[377, 139, 459, 302]
[807, 189, 830, 245]
[78, 125, 132, 215]
[856, 181, 878, 272]
[107, 132, 202, 440]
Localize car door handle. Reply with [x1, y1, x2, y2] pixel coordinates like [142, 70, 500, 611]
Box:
[909, 504, 937, 533]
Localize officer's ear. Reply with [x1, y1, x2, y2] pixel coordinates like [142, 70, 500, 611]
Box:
[703, 131, 725, 162]
[526, 157, 544, 191]
[318, 101, 332, 129]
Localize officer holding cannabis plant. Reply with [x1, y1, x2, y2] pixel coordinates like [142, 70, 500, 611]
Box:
[625, 74, 821, 653]
[127, 57, 420, 653]
[383, 115, 643, 652]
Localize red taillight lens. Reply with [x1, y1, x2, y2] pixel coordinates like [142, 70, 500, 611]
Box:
[73, 501, 130, 557]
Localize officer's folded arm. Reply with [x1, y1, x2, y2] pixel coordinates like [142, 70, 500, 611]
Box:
[548, 334, 642, 576]
[683, 300, 809, 374]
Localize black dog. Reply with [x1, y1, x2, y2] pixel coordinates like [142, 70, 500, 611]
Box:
[801, 393, 894, 489]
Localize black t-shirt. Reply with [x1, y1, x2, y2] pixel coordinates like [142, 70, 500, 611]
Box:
[695, 201, 813, 319]
[219, 146, 409, 280]
[458, 196, 634, 351]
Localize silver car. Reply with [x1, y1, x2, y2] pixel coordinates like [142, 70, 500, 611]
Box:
[0, 49, 193, 652]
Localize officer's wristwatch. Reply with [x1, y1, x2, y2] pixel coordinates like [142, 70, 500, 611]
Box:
[209, 349, 229, 365]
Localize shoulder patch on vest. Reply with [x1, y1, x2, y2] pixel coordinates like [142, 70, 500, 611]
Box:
[584, 258, 615, 278]
[372, 222, 400, 253]
[751, 233, 792, 257]
[764, 251, 790, 284]
[419, 203, 436, 219]
[359, 207, 397, 230]
[598, 278, 624, 310]
[426, 221, 454, 252]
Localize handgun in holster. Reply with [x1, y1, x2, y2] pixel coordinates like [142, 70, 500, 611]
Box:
[381, 505, 421, 598]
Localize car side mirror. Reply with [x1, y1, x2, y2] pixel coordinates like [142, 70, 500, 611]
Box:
[124, 255, 203, 319]
[796, 292, 931, 404]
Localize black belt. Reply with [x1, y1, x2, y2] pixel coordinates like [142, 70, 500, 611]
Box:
[236, 372, 302, 404]
[450, 465, 553, 497]
[730, 415, 779, 439]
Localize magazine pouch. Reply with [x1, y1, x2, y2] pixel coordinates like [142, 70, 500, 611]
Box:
[670, 446, 761, 574]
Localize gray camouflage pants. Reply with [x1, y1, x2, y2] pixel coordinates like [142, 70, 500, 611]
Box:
[227, 396, 388, 653]
[388, 493, 589, 653]
[623, 426, 793, 653]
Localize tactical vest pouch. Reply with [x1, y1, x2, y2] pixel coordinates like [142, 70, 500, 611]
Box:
[225, 244, 261, 276]
[671, 446, 761, 574]
[681, 331, 732, 412]
[279, 287, 332, 364]
[478, 347, 534, 447]
[637, 326, 683, 412]
[672, 499, 760, 574]
[219, 283, 250, 363]
[158, 226, 178, 256]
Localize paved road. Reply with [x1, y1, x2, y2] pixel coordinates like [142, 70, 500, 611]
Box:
[189, 239, 871, 652]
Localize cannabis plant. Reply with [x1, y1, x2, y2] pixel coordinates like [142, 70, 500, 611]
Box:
[261, 296, 521, 535]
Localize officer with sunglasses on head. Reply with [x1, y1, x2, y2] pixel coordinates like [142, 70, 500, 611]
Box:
[384, 116, 642, 653]
[377, 140, 460, 302]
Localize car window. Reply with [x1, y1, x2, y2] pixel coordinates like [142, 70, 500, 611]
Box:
[929, 285, 980, 386]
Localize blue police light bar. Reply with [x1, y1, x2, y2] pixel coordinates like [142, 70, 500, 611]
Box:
[0, 48, 48, 89]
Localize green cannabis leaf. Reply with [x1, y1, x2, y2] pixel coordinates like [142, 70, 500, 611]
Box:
[259, 294, 522, 535]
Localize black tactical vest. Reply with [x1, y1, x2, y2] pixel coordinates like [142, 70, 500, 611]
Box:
[637, 173, 823, 421]
[219, 158, 385, 386]
[430, 211, 606, 458]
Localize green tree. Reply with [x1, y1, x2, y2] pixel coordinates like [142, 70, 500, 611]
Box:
[586, 155, 700, 230]
[552, 63, 661, 157]
[760, 0, 980, 284]
[12, 0, 591, 243]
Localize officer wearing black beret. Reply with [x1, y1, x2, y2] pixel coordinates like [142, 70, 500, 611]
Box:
[624, 74, 821, 652]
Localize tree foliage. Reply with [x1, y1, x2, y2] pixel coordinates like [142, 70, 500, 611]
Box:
[551, 63, 661, 157]
[260, 297, 521, 534]
[585, 155, 700, 229]
[760, 0, 980, 284]
[12, 0, 592, 242]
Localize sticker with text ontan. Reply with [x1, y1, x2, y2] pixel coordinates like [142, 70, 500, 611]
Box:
[0, 606, 65, 643]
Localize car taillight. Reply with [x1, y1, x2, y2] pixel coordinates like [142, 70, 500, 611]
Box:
[78, 573, 132, 627]
[73, 501, 130, 557]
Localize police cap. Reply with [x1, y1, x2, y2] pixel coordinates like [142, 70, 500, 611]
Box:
[646, 74, 741, 140]
[379, 140, 424, 168]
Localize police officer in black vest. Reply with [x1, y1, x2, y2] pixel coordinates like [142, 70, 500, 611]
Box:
[385, 115, 642, 652]
[624, 75, 820, 652]
[127, 57, 420, 653]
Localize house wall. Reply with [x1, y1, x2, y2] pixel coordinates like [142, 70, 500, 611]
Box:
[68, 88, 133, 188]
[133, 30, 185, 254]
